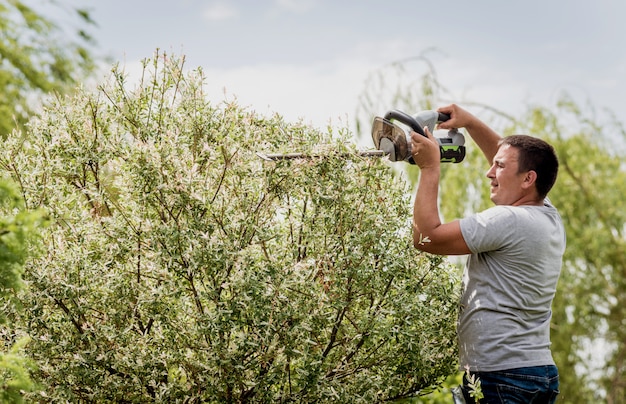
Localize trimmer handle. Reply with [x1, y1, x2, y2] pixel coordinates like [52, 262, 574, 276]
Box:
[383, 109, 451, 137]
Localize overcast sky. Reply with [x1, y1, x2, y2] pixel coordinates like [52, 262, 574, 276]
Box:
[52, 0, 626, 135]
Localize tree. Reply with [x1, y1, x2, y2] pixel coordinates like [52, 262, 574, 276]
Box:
[0, 178, 46, 403]
[509, 102, 626, 404]
[0, 0, 96, 137]
[355, 58, 626, 403]
[2, 52, 459, 402]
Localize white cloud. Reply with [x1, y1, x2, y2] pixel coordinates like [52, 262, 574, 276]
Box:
[202, 2, 239, 21]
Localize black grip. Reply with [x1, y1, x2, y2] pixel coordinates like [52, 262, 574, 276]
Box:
[383, 110, 424, 136]
[384, 110, 451, 136]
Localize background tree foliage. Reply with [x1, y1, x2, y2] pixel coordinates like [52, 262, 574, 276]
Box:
[0, 0, 95, 137]
[0, 178, 45, 402]
[0, 2, 94, 401]
[2, 53, 460, 402]
[512, 103, 626, 404]
[356, 58, 626, 404]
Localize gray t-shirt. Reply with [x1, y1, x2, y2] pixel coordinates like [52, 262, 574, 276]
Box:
[458, 200, 565, 372]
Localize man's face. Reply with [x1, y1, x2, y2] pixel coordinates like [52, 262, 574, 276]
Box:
[486, 144, 530, 206]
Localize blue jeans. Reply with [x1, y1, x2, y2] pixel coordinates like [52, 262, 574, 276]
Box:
[461, 366, 560, 404]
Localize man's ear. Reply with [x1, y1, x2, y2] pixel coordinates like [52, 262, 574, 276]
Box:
[521, 170, 537, 189]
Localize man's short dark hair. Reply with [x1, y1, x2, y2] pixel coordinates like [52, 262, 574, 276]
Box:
[499, 135, 559, 199]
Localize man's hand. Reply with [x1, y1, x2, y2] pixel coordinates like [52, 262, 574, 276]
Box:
[410, 126, 440, 170]
[436, 104, 476, 130]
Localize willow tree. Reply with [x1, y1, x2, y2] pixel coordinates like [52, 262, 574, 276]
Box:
[355, 57, 626, 403]
[2, 53, 459, 402]
[512, 102, 626, 404]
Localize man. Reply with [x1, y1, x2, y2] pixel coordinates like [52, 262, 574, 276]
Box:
[410, 104, 565, 403]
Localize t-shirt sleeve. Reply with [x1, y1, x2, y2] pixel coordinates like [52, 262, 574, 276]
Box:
[459, 206, 516, 253]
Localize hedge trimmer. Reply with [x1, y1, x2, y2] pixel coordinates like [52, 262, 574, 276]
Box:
[257, 109, 466, 164]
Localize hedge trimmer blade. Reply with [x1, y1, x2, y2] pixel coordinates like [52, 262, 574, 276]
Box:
[257, 116, 404, 162]
[256, 150, 386, 161]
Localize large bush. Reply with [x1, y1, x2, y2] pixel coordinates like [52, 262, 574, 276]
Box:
[2, 53, 458, 402]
